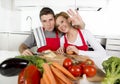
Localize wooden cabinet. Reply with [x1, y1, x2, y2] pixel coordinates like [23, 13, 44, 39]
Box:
[106, 38, 120, 57]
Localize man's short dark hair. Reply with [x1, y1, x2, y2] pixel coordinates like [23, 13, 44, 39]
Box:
[39, 7, 55, 19]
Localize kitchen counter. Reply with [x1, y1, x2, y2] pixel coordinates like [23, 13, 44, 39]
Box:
[0, 31, 31, 35]
[0, 50, 105, 84]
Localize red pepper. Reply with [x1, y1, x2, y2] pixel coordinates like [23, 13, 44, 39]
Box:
[18, 65, 41, 84]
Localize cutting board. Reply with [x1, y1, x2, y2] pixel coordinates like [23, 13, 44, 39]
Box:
[39, 52, 105, 82]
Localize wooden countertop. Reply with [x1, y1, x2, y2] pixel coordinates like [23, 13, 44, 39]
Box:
[39, 52, 105, 82]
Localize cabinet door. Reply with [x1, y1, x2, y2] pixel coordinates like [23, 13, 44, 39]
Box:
[8, 33, 29, 51]
[14, 0, 42, 7]
[107, 50, 120, 57]
[15, 0, 75, 12]
[0, 33, 9, 50]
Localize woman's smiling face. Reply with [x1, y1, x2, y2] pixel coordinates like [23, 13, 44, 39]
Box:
[56, 16, 70, 33]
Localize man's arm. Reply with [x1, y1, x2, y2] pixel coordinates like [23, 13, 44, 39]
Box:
[19, 43, 33, 55]
[19, 43, 28, 54]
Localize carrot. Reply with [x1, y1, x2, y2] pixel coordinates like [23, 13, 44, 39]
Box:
[53, 71, 66, 84]
[43, 63, 57, 84]
[42, 72, 50, 84]
[55, 77, 66, 84]
[50, 65, 73, 84]
[40, 78, 45, 84]
[51, 62, 77, 80]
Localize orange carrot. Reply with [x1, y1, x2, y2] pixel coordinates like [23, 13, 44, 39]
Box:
[51, 62, 77, 80]
[55, 77, 66, 84]
[40, 78, 45, 84]
[43, 63, 57, 84]
[50, 65, 73, 84]
[42, 72, 50, 84]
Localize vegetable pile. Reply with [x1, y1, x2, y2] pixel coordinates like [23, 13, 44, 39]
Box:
[102, 56, 120, 84]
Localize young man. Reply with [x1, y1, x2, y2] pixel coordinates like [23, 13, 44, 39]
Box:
[19, 7, 85, 55]
[19, 7, 62, 55]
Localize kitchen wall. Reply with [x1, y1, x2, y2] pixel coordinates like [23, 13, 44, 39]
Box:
[0, 0, 120, 51]
[0, 0, 120, 36]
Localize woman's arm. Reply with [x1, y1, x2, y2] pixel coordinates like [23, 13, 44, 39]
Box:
[78, 29, 107, 58]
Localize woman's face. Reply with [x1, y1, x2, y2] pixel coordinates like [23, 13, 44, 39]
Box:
[41, 14, 55, 31]
[56, 16, 70, 33]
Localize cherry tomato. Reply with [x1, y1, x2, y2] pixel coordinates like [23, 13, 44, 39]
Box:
[68, 65, 83, 77]
[79, 62, 86, 69]
[18, 65, 41, 84]
[85, 59, 95, 65]
[63, 58, 72, 69]
[83, 65, 97, 77]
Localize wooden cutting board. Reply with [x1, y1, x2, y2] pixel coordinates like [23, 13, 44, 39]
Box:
[39, 52, 105, 82]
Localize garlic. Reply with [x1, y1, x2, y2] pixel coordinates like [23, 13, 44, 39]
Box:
[79, 74, 90, 84]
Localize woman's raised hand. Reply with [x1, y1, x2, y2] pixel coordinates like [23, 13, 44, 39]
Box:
[67, 9, 85, 29]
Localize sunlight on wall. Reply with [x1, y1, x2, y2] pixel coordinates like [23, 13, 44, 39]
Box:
[79, 0, 120, 36]
[77, 0, 120, 36]
[103, 0, 120, 36]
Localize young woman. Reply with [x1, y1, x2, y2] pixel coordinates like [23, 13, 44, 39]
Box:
[19, 8, 85, 56]
[55, 11, 107, 58]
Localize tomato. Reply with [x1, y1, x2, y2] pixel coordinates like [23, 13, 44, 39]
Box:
[63, 58, 72, 69]
[18, 65, 41, 84]
[85, 59, 95, 65]
[68, 65, 83, 77]
[79, 62, 86, 69]
[83, 65, 97, 77]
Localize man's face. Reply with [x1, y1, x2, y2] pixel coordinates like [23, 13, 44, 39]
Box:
[40, 14, 55, 31]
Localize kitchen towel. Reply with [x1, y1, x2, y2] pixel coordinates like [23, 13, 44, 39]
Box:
[33, 27, 46, 48]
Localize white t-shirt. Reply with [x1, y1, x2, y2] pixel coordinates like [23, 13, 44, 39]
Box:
[60, 29, 107, 69]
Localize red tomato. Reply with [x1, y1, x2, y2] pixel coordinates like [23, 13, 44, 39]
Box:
[83, 65, 97, 77]
[68, 65, 83, 77]
[18, 65, 41, 84]
[85, 59, 95, 65]
[63, 58, 72, 69]
[79, 62, 86, 69]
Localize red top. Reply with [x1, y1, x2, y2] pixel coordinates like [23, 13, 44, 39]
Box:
[37, 31, 60, 52]
[64, 29, 88, 51]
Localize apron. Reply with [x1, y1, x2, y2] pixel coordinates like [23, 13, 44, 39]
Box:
[64, 29, 88, 51]
[37, 31, 60, 52]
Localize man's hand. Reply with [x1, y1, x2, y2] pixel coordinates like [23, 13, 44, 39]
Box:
[56, 47, 65, 55]
[21, 49, 33, 56]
